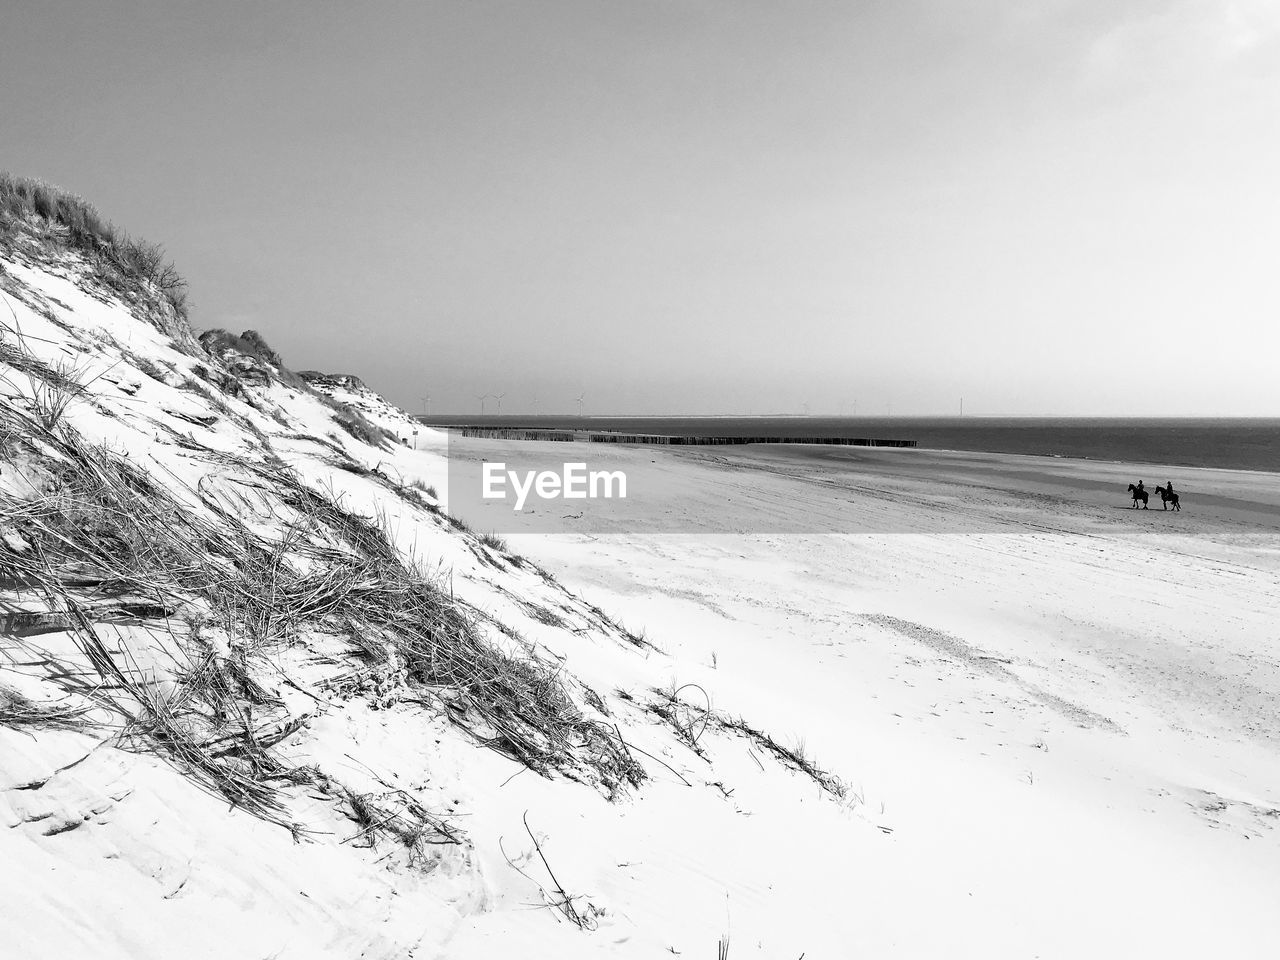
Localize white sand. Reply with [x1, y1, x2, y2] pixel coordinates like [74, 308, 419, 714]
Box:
[451, 435, 1280, 956]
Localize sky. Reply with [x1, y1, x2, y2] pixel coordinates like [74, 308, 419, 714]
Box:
[3, 0, 1279, 416]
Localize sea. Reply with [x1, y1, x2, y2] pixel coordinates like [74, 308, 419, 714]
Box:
[421, 416, 1280, 473]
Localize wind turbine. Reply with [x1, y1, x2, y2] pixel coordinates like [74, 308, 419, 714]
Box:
[532, 393, 541, 415]
[493, 391, 506, 415]
[476, 393, 489, 415]
[421, 394, 431, 417]
[575, 391, 586, 415]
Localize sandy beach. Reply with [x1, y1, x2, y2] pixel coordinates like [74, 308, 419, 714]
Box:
[445, 435, 1280, 956]
[9, 3, 1280, 951]
[447, 435, 1280, 535]
[4, 238, 1279, 959]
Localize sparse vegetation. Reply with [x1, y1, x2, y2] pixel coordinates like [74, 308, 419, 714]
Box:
[0, 407, 644, 822]
[26, 356, 89, 431]
[500, 811, 602, 930]
[716, 715, 847, 799]
[337, 781, 462, 858]
[646, 685, 847, 799]
[0, 683, 89, 730]
[197, 327, 400, 450]
[328, 403, 396, 448]
[0, 310, 102, 432]
[198, 328, 308, 390]
[525, 602, 568, 629]
[130, 353, 170, 383]
[647, 683, 712, 756]
[480, 530, 509, 552]
[1, 173, 189, 326]
[409, 478, 437, 500]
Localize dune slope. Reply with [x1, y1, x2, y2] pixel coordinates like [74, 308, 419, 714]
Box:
[2, 231, 856, 959]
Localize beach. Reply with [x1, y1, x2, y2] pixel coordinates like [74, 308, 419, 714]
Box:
[4, 235, 1278, 957]
[8, 5, 1279, 952]
[444, 435, 1280, 955]
[444, 432, 1280, 534]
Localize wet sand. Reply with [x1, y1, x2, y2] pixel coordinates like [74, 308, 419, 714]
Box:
[444, 435, 1280, 537]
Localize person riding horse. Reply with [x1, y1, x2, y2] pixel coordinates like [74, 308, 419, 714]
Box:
[1128, 481, 1149, 508]
[1155, 482, 1181, 511]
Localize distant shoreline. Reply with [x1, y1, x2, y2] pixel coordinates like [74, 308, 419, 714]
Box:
[443, 430, 1280, 536]
[422, 415, 1280, 474]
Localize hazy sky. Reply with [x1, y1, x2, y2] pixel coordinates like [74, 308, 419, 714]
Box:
[4, 1, 1279, 415]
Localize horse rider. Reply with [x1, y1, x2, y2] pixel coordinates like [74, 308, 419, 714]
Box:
[1137, 480, 1145, 496]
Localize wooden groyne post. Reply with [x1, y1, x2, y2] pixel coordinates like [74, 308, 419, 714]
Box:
[438, 425, 917, 448]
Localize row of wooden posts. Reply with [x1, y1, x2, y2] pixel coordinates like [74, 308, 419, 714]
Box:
[451, 427, 917, 448]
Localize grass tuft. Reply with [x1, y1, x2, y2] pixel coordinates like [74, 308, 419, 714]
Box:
[479, 530, 508, 552]
[0, 411, 644, 818]
[0, 684, 89, 730]
[1, 172, 190, 329]
[647, 685, 848, 799]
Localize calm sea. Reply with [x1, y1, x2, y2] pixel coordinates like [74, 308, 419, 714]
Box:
[422, 416, 1280, 473]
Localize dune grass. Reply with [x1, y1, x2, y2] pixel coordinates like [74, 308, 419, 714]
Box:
[0, 397, 643, 820]
[647, 684, 848, 799]
[479, 530, 509, 552]
[2, 233, 644, 823]
[0, 684, 89, 730]
[1, 173, 189, 326]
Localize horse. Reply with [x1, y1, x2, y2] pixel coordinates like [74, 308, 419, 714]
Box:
[1155, 485, 1180, 511]
[1127, 483, 1149, 509]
